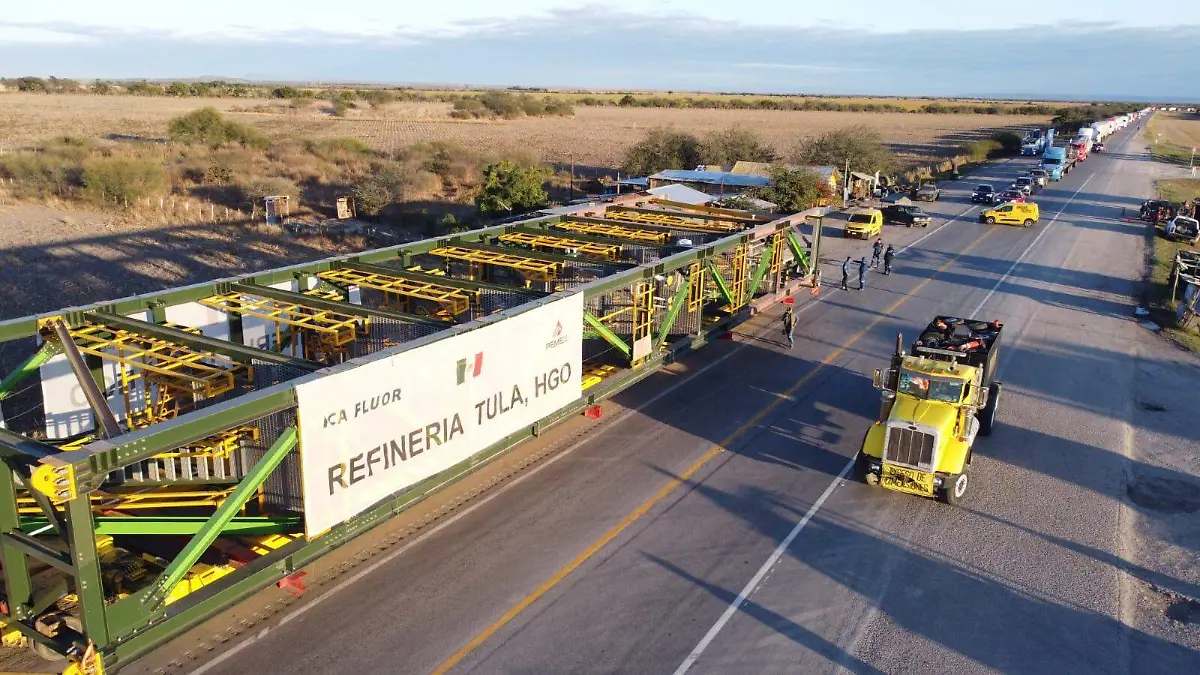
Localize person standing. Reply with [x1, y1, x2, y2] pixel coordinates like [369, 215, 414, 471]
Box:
[883, 245, 896, 275]
[782, 307, 796, 348]
[871, 238, 884, 268]
[841, 256, 852, 290]
[858, 256, 869, 290]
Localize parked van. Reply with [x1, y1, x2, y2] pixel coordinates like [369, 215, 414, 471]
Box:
[980, 202, 1040, 227]
[846, 208, 883, 239]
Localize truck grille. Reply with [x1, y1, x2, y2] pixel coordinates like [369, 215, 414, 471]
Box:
[884, 427, 935, 468]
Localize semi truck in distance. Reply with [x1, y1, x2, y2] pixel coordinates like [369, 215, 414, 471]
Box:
[1041, 145, 1068, 180]
[857, 316, 1004, 504]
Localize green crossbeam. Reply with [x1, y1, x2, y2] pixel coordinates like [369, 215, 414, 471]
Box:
[584, 313, 631, 357]
[745, 240, 775, 302]
[785, 229, 810, 274]
[141, 427, 297, 612]
[0, 342, 61, 402]
[706, 259, 735, 307]
[655, 275, 692, 351]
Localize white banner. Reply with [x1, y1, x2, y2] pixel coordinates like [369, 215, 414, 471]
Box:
[296, 292, 584, 538]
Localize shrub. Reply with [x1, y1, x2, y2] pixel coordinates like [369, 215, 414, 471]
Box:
[991, 131, 1023, 154]
[360, 90, 396, 108]
[519, 96, 546, 117]
[350, 166, 410, 217]
[794, 125, 895, 174]
[701, 126, 776, 167]
[272, 86, 302, 99]
[0, 153, 78, 198]
[960, 140, 1003, 162]
[202, 162, 235, 185]
[622, 127, 703, 176]
[331, 100, 351, 117]
[238, 176, 300, 213]
[452, 98, 488, 119]
[167, 108, 269, 149]
[752, 167, 830, 213]
[304, 138, 372, 164]
[476, 161, 549, 216]
[81, 157, 166, 207]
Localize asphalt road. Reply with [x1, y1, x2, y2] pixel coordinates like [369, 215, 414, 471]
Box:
[172, 124, 1200, 675]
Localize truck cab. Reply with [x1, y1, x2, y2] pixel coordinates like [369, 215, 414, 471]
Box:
[1041, 147, 1067, 180]
[857, 317, 1003, 504]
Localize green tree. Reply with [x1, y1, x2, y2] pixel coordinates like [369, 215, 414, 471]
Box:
[476, 161, 549, 217]
[991, 131, 1023, 154]
[166, 82, 192, 97]
[701, 126, 776, 167]
[621, 127, 703, 176]
[752, 167, 829, 213]
[272, 86, 302, 99]
[15, 77, 47, 92]
[167, 108, 269, 149]
[618, 94, 637, 106]
[91, 81, 114, 95]
[794, 125, 895, 175]
[360, 89, 396, 108]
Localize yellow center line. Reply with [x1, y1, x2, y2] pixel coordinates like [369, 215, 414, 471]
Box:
[431, 226, 998, 674]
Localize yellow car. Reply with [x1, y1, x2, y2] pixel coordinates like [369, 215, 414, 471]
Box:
[845, 208, 883, 239]
[979, 202, 1039, 227]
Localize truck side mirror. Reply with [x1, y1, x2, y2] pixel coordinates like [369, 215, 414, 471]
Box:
[873, 368, 896, 391]
[969, 384, 989, 408]
[873, 369, 884, 390]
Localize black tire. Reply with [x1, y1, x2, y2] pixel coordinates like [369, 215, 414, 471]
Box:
[941, 469, 970, 506]
[1023, 219, 1035, 227]
[979, 381, 1001, 436]
[986, 216, 996, 224]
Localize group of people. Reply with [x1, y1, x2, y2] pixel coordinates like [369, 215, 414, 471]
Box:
[780, 237, 897, 348]
[840, 238, 896, 291]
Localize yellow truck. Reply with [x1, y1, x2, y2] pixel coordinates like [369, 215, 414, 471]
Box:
[856, 316, 1003, 504]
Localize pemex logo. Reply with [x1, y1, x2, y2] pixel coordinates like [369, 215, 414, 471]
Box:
[456, 352, 484, 385]
[546, 320, 568, 349]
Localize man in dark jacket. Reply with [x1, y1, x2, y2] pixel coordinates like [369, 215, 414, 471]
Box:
[782, 307, 796, 348]
[858, 256, 869, 290]
[841, 256, 852, 290]
[871, 238, 884, 268]
[883, 245, 896, 275]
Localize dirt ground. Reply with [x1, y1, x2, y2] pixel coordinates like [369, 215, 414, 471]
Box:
[0, 93, 1047, 168]
[1149, 111, 1200, 149]
[0, 202, 365, 321]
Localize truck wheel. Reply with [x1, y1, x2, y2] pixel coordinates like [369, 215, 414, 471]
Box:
[979, 381, 1002, 436]
[941, 470, 970, 506]
[986, 216, 996, 224]
[1023, 219, 1034, 227]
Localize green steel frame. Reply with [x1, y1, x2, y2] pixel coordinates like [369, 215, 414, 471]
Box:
[0, 205, 823, 669]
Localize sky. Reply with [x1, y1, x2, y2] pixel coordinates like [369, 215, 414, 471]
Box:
[2, 1, 1199, 99]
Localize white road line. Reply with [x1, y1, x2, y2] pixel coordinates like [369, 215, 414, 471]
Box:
[969, 174, 1095, 318]
[673, 457, 855, 675]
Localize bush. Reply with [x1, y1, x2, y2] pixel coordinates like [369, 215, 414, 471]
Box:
[452, 98, 488, 119]
[167, 108, 269, 149]
[701, 126, 776, 167]
[752, 167, 830, 213]
[476, 161, 549, 216]
[238, 176, 300, 213]
[622, 127, 703, 176]
[360, 90, 396, 108]
[271, 86, 302, 99]
[304, 137, 372, 163]
[991, 131, 1023, 154]
[202, 162, 235, 185]
[81, 157, 166, 207]
[794, 125, 895, 174]
[351, 171, 401, 217]
[0, 153, 78, 198]
[331, 100, 351, 117]
[960, 140, 1003, 162]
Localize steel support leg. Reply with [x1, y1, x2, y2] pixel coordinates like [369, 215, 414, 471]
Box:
[66, 495, 108, 647]
[0, 462, 33, 620]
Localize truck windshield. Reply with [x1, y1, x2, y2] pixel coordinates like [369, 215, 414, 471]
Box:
[898, 371, 963, 403]
[1042, 158, 1060, 166]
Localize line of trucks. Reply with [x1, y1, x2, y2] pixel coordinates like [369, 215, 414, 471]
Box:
[1030, 111, 1147, 181]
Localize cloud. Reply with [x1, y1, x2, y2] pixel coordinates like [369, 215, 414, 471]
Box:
[1, 9, 1197, 99]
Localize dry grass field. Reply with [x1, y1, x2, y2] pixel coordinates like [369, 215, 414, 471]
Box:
[0, 93, 1048, 168]
[1149, 111, 1200, 148]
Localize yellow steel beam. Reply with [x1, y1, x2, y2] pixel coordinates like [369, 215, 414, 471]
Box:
[64, 324, 245, 399]
[498, 232, 622, 261]
[556, 221, 669, 245]
[317, 268, 476, 316]
[18, 487, 238, 514]
[605, 209, 742, 233]
[199, 293, 361, 347]
[429, 246, 562, 282]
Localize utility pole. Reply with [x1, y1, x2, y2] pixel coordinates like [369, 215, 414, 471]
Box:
[843, 158, 851, 207]
[569, 153, 575, 203]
